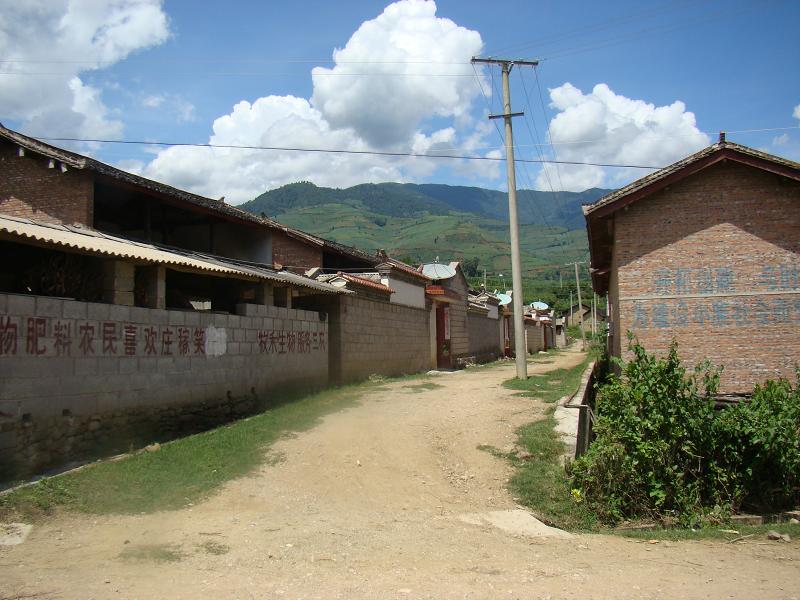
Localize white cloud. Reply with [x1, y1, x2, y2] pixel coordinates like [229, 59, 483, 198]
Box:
[794, 104, 800, 121]
[140, 0, 494, 203]
[311, 0, 483, 148]
[773, 133, 789, 146]
[535, 83, 709, 191]
[0, 0, 169, 140]
[143, 94, 165, 108]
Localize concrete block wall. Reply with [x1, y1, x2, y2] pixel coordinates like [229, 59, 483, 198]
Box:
[509, 320, 546, 355]
[336, 295, 430, 382]
[0, 141, 94, 226]
[612, 161, 800, 393]
[0, 293, 328, 480]
[467, 312, 503, 362]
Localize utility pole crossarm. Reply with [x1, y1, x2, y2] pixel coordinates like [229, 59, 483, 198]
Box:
[471, 57, 540, 68]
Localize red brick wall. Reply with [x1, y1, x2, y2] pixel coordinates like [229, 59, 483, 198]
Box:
[613, 161, 800, 394]
[271, 230, 322, 272]
[0, 142, 94, 226]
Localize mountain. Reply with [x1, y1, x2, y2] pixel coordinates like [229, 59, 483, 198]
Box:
[239, 182, 611, 305]
[243, 181, 610, 231]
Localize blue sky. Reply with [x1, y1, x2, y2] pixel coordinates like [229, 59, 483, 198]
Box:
[1, 0, 798, 204]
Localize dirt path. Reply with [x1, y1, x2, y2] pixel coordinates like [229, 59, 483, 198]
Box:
[2, 347, 798, 599]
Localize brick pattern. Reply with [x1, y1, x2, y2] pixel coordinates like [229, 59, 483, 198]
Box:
[612, 161, 800, 393]
[0, 293, 327, 479]
[271, 230, 323, 272]
[0, 142, 94, 225]
[337, 295, 430, 382]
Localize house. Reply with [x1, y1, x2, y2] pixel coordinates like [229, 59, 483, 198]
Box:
[584, 137, 800, 394]
[467, 289, 504, 363]
[421, 261, 471, 368]
[564, 302, 591, 329]
[0, 123, 345, 479]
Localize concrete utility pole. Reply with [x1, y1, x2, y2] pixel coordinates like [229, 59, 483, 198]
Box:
[567, 261, 586, 350]
[472, 56, 538, 380]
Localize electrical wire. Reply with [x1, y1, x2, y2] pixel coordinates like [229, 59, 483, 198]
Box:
[34, 135, 663, 168]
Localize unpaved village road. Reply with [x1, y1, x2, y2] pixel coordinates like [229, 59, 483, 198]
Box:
[2, 346, 798, 599]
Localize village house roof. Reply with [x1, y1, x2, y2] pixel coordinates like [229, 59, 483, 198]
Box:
[0, 123, 383, 271]
[0, 123, 287, 231]
[376, 258, 431, 282]
[583, 139, 800, 293]
[0, 214, 345, 295]
[317, 272, 394, 294]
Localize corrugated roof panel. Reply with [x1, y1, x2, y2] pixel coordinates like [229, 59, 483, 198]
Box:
[0, 215, 345, 294]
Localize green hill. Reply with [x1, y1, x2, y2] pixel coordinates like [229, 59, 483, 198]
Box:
[240, 182, 610, 308]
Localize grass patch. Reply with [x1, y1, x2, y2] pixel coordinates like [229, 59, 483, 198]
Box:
[0, 380, 386, 519]
[494, 355, 597, 530]
[119, 543, 184, 563]
[507, 407, 598, 530]
[503, 360, 588, 404]
[197, 540, 230, 555]
[403, 382, 443, 393]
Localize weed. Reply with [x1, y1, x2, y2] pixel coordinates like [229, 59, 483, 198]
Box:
[403, 382, 443, 393]
[119, 544, 184, 563]
[197, 540, 230, 555]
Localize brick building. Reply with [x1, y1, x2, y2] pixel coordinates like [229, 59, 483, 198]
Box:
[584, 139, 800, 394]
[0, 124, 346, 479]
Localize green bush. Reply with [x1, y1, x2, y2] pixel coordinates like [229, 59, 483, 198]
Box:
[570, 336, 800, 526]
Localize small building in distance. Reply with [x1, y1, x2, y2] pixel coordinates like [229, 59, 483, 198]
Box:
[584, 138, 800, 395]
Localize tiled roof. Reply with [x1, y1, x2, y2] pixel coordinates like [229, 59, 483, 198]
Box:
[0, 123, 288, 231]
[583, 140, 800, 218]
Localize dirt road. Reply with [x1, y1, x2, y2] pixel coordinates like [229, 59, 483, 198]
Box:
[2, 346, 798, 599]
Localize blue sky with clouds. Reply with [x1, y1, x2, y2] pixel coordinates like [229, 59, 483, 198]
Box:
[1, 0, 798, 204]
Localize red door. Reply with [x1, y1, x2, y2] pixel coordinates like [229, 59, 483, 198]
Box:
[436, 304, 451, 369]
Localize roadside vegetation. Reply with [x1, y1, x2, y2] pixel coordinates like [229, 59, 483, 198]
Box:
[497, 341, 800, 540]
[571, 338, 800, 528]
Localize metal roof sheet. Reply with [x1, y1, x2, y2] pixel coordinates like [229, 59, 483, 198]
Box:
[0, 215, 344, 294]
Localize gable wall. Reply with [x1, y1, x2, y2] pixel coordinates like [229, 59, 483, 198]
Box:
[613, 160, 800, 393]
[0, 142, 94, 226]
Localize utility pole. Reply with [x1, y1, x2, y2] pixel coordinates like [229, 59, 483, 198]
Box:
[569, 290, 573, 326]
[567, 261, 586, 350]
[483, 268, 487, 290]
[472, 56, 538, 380]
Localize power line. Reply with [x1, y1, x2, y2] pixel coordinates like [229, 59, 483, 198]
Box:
[35, 135, 664, 169]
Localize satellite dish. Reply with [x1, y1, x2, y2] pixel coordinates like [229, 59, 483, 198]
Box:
[531, 301, 549, 310]
[422, 263, 457, 280]
[497, 293, 512, 306]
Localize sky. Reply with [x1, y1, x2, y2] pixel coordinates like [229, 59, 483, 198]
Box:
[1, 0, 799, 205]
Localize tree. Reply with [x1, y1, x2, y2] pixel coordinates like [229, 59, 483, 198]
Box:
[462, 256, 480, 277]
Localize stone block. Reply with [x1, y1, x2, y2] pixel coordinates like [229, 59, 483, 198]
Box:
[6, 294, 35, 317]
[168, 310, 186, 326]
[62, 300, 87, 320]
[36, 296, 63, 318]
[86, 301, 110, 321]
[107, 304, 131, 323]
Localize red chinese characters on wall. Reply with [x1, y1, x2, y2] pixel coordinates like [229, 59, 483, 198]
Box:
[256, 330, 325, 355]
[0, 315, 327, 358]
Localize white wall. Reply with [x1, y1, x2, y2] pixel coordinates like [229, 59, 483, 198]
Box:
[382, 276, 426, 309]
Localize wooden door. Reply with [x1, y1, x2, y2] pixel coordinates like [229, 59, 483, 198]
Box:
[436, 304, 451, 368]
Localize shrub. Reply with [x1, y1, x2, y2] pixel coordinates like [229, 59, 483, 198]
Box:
[570, 335, 800, 526]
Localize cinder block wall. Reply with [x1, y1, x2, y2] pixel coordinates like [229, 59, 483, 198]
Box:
[271, 230, 323, 272]
[336, 295, 430, 382]
[0, 293, 328, 480]
[0, 142, 94, 226]
[613, 161, 800, 393]
[509, 321, 545, 355]
[467, 312, 502, 362]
